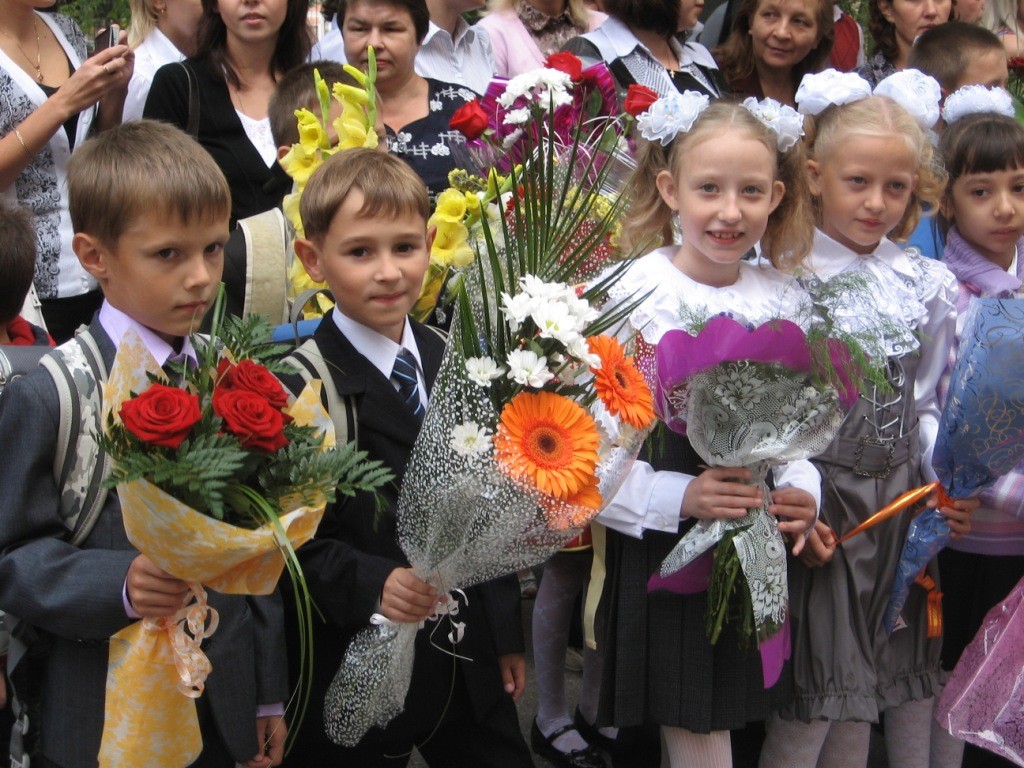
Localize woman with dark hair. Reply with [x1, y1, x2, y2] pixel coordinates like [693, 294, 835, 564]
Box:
[0, 0, 134, 342]
[565, 0, 726, 98]
[858, 0, 951, 85]
[713, 0, 833, 104]
[339, 0, 476, 198]
[144, 0, 311, 224]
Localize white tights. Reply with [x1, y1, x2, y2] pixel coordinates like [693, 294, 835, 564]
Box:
[659, 726, 732, 768]
[759, 714, 870, 768]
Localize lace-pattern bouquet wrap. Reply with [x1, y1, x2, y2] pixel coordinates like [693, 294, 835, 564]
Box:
[649, 315, 859, 683]
[936, 574, 1024, 766]
[869, 298, 1024, 636]
[95, 306, 391, 767]
[323, 68, 654, 746]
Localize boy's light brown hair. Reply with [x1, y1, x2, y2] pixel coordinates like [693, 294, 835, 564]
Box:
[908, 21, 1004, 92]
[68, 120, 231, 245]
[300, 148, 430, 242]
[0, 199, 38, 324]
[269, 61, 360, 148]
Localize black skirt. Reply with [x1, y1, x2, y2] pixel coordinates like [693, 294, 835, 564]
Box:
[597, 427, 791, 732]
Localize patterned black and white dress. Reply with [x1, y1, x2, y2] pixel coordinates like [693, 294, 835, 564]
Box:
[0, 12, 97, 300]
[384, 78, 476, 201]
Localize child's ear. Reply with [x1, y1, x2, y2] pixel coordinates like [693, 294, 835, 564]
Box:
[655, 170, 680, 211]
[293, 237, 325, 283]
[769, 181, 786, 215]
[73, 233, 110, 281]
[806, 159, 822, 197]
[425, 225, 437, 253]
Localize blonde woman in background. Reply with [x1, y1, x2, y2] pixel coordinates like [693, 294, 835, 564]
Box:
[123, 0, 203, 120]
[985, 0, 1024, 53]
[476, 0, 605, 77]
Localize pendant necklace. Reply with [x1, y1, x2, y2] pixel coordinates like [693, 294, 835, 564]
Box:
[0, 17, 44, 82]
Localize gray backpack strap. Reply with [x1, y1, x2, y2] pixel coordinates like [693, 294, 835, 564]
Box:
[39, 329, 111, 546]
[285, 338, 357, 447]
[238, 208, 291, 323]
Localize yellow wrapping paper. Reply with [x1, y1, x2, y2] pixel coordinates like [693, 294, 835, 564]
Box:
[97, 331, 332, 767]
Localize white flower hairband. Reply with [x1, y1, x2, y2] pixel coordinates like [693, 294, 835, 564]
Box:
[942, 85, 1016, 124]
[637, 91, 710, 145]
[796, 68, 942, 131]
[636, 91, 803, 152]
[741, 97, 805, 152]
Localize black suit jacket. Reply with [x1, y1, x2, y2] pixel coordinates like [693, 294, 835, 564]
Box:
[143, 60, 292, 226]
[283, 317, 523, 757]
[0, 320, 288, 767]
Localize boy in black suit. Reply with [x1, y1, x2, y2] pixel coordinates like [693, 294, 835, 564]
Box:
[0, 121, 287, 768]
[286, 148, 534, 767]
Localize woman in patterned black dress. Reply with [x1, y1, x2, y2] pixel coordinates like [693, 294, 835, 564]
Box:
[339, 0, 476, 199]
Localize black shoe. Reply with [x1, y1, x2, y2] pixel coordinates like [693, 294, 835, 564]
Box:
[574, 708, 632, 756]
[531, 720, 607, 768]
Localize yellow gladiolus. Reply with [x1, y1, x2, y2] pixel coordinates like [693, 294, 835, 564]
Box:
[279, 142, 320, 188]
[464, 191, 481, 217]
[295, 108, 327, 151]
[333, 82, 370, 105]
[431, 219, 474, 267]
[430, 188, 469, 225]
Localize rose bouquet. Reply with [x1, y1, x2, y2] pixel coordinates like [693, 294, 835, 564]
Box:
[1008, 56, 1024, 104]
[649, 315, 861, 686]
[95, 298, 391, 767]
[414, 53, 631, 326]
[322, 59, 655, 746]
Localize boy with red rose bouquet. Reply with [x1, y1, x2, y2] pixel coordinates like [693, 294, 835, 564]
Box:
[0, 121, 289, 768]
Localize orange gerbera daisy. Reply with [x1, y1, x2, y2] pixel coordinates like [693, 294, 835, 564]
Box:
[542, 481, 603, 531]
[494, 391, 600, 500]
[587, 335, 656, 429]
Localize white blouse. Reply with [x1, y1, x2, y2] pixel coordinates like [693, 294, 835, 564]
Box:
[124, 28, 187, 123]
[802, 230, 958, 482]
[599, 248, 821, 539]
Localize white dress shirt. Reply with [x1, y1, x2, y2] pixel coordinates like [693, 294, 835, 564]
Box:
[331, 307, 427, 410]
[415, 18, 494, 95]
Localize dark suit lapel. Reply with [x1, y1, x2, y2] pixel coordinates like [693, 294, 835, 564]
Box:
[314, 319, 421, 449]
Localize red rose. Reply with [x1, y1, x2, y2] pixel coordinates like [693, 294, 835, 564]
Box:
[449, 100, 490, 140]
[545, 52, 583, 82]
[622, 84, 659, 117]
[213, 388, 290, 452]
[120, 384, 201, 449]
[217, 359, 289, 409]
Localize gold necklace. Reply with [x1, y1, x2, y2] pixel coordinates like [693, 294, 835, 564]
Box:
[0, 17, 43, 82]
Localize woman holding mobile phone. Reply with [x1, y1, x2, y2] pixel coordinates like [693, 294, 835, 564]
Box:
[0, 0, 134, 342]
[144, 0, 310, 225]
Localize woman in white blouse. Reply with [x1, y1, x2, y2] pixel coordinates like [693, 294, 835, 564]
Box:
[0, 0, 133, 341]
[123, 0, 203, 121]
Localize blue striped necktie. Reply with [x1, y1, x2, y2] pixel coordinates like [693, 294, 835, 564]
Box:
[391, 348, 425, 424]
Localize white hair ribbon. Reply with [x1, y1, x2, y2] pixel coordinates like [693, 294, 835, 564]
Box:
[741, 96, 805, 152]
[942, 84, 1016, 124]
[636, 90, 710, 146]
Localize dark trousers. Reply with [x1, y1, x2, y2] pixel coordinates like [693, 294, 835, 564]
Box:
[285, 665, 533, 768]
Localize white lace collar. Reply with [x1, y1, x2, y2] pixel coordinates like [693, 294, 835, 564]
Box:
[609, 247, 811, 345]
[800, 230, 923, 357]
